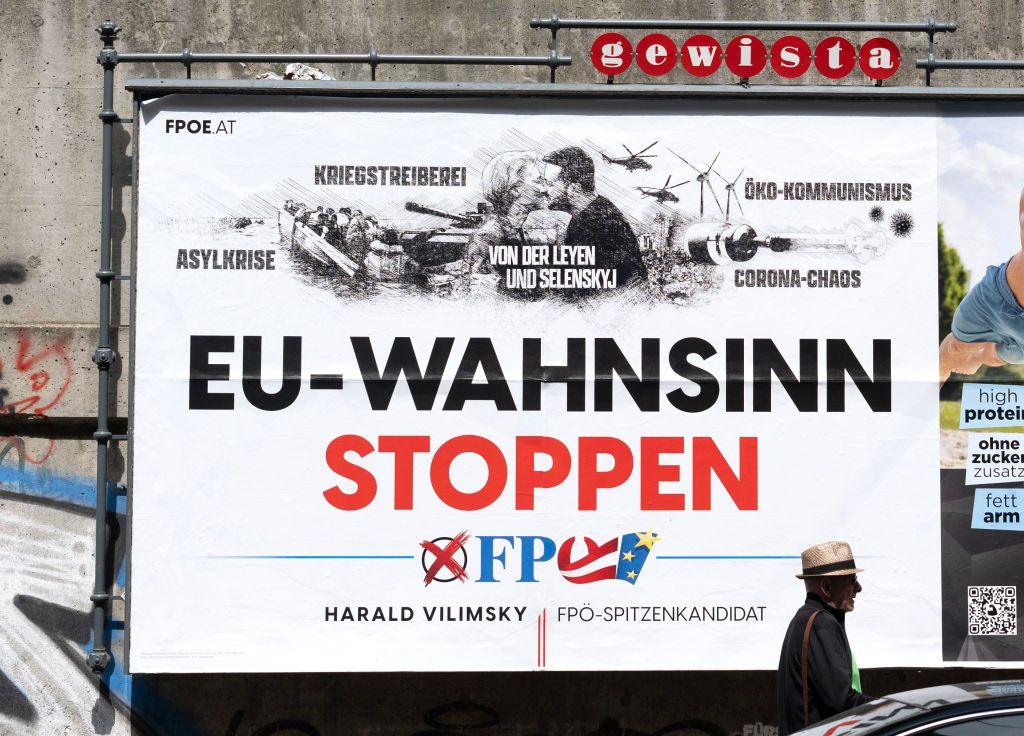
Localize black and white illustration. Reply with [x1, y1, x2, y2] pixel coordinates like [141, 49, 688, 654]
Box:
[178, 127, 914, 307]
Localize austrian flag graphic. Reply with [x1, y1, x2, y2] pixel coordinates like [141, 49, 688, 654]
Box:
[557, 532, 659, 585]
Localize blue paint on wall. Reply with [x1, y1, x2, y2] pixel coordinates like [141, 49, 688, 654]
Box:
[0, 464, 95, 507]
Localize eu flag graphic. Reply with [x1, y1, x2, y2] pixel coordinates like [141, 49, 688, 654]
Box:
[615, 531, 658, 584]
[557, 531, 659, 584]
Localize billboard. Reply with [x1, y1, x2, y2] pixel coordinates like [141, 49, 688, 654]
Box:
[129, 93, 948, 673]
[938, 106, 1024, 663]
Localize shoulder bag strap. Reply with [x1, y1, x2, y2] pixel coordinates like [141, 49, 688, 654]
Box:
[802, 610, 823, 728]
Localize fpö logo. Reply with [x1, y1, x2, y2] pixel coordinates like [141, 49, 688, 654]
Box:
[590, 32, 900, 81]
[420, 531, 659, 586]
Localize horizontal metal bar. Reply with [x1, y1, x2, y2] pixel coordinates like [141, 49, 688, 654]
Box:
[917, 58, 1024, 70]
[119, 52, 367, 63]
[0, 415, 128, 439]
[90, 592, 126, 602]
[125, 78, 1024, 101]
[117, 51, 570, 67]
[530, 16, 957, 33]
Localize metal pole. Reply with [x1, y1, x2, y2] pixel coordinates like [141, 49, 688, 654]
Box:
[549, 12, 559, 83]
[115, 51, 571, 67]
[528, 16, 958, 33]
[88, 18, 120, 674]
[122, 78, 1024, 100]
[925, 17, 936, 86]
[917, 58, 1024, 70]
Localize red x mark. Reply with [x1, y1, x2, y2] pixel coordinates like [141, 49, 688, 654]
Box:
[421, 531, 471, 586]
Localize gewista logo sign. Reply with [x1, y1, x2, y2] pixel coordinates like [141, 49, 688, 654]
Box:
[590, 33, 900, 80]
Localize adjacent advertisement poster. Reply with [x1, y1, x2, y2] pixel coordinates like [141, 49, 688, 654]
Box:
[129, 94, 940, 673]
[938, 104, 1024, 663]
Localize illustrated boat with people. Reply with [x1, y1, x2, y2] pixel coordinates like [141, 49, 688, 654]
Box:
[279, 197, 496, 291]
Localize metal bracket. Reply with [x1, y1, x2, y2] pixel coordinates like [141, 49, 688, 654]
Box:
[91, 347, 118, 369]
[96, 21, 120, 69]
[97, 48, 118, 68]
[925, 16, 937, 86]
[87, 650, 110, 673]
[548, 13, 560, 82]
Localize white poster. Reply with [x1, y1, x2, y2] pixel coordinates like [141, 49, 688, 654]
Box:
[129, 94, 939, 673]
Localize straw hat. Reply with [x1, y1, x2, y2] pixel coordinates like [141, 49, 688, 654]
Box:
[796, 540, 863, 579]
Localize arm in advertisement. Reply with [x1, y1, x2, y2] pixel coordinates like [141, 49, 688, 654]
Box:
[939, 187, 1024, 382]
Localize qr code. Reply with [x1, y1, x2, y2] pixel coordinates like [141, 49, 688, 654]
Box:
[968, 586, 1017, 635]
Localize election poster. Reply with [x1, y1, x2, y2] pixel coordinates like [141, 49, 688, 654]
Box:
[129, 94, 940, 673]
[938, 104, 1024, 662]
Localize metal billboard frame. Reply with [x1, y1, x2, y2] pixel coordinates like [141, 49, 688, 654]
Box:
[93, 16, 1024, 674]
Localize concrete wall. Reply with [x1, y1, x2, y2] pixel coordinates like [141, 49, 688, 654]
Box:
[2, 1, 1024, 733]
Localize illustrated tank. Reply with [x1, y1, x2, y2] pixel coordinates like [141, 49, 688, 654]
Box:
[397, 201, 492, 267]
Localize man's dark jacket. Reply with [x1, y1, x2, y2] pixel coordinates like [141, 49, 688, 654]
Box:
[564, 195, 647, 289]
[776, 593, 871, 734]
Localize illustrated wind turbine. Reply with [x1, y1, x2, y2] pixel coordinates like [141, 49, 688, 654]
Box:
[668, 149, 723, 217]
[714, 169, 745, 220]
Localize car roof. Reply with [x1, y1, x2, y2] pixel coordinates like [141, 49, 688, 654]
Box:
[798, 681, 1024, 736]
[885, 681, 1024, 708]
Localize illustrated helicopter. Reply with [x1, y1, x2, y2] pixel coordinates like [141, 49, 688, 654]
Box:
[637, 175, 689, 203]
[600, 141, 658, 171]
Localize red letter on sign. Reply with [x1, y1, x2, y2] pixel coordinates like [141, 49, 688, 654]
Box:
[324, 434, 377, 510]
[379, 435, 430, 510]
[859, 37, 900, 81]
[431, 435, 507, 511]
[578, 437, 634, 510]
[770, 35, 812, 78]
[515, 436, 571, 510]
[691, 437, 758, 511]
[680, 34, 723, 77]
[640, 436, 686, 510]
[590, 32, 632, 76]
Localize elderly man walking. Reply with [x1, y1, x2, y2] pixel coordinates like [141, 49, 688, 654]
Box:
[777, 541, 873, 734]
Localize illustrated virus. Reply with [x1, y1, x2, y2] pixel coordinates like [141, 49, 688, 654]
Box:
[868, 205, 885, 222]
[890, 211, 914, 238]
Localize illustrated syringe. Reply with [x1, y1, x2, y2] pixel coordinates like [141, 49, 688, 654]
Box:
[678, 221, 890, 264]
[757, 228, 888, 262]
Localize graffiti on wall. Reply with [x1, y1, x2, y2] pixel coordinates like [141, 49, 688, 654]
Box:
[0, 329, 75, 465]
